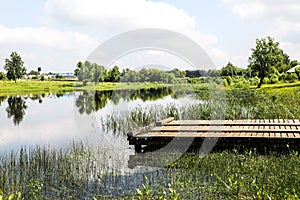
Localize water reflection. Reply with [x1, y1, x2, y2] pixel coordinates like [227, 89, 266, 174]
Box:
[6, 97, 27, 125]
[0, 96, 7, 106]
[74, 87, 190, 115]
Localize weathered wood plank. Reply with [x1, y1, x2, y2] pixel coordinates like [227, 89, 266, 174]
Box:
[156, 117, 174, 126]
[128, 119, 300, 149]
[164, 120, 300, 127]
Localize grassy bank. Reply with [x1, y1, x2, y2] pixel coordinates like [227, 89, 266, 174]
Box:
[1, 79, 300, 96]
[0, 80, 193, 96]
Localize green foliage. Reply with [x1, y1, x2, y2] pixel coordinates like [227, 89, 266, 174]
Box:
[169, 68, 186, 78]
[55, 74, 63, 79]
[3, 52, 27, 82]
[0, 72, 6, 80]
[286, 73, 298, 83]
[269, 74, 279, 84]
[187, 77, 205, 84]
[27, 70, 39, 76]
[221, 62, 243, 77]
[75, 61, 106, 85]
[295, 67, 300, 80]
[248, 36, 285, 88]
[106, 66, 120, 83]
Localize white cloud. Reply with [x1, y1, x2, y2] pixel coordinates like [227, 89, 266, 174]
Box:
[232, 1, 265, 20]
[222, 0, 300, 63]
[43, 0, 230, 68]
[0, 25, 98, 72]
[223, 0, 300, 22]
[0, 25, 97, 51]
[45, 0, 218, 48]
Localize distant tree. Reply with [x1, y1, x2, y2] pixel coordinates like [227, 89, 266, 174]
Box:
[74, 61, 106, 85]
[4, 52, 26, 82]
[107, 66, 121, 83]
[248, 36, 285, 88]
[28, 70, 39, 76]
[169, 68, 186, 78]
[93, 65, 106, 84]
[220, 62, 243, 77]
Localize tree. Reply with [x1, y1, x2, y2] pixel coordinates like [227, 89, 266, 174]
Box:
[107, 66, 121, 83]
[220, 62, 243, 77]
[74, 61, 106, 85]
[4, 52, 26, 82]
[248, 36, 285, 88]
[28, 70, 39, 76]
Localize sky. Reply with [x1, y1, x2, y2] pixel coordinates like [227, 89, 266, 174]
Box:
[0, 0, 300, 73]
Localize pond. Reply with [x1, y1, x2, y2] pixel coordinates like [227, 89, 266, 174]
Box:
[0, 87, 201, 171]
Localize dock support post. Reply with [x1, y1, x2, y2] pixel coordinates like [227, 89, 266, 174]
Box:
[135, 145, 142, 153]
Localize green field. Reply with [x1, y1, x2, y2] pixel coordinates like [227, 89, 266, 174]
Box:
[0, 80, 181, 96]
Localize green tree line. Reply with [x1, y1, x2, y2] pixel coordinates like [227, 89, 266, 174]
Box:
[74, 61, 185, 85]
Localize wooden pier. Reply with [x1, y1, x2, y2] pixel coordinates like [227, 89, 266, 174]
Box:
[127, 117, 300, 153]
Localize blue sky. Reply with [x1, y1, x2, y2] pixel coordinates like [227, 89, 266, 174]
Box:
[0, 0, 299, 72]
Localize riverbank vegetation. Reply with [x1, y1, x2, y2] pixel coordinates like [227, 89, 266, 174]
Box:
[1, 143, 300, 199]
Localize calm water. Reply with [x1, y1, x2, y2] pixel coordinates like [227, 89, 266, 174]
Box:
[0, 88, 201, 171]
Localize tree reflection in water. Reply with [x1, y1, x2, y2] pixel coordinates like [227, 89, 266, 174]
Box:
[75, 87, 187, 115]
[6, 96, 27, 125]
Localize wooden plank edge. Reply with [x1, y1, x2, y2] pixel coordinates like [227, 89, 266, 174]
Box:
[127, 125, 153, 137]
[155, 117, 174, 126]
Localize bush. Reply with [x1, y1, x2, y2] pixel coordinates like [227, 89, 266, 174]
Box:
[286, 73, 298, 83]
[263, 77, 270, 84]
[249, 76, 260, 85]
[269, 74, 279, 84]
[40, 75, 45, 81]
[279, 73, 287, 82]
[0, 72, 6, 80]
[295, 67, 300, 80]
[224, 76, 233, 86]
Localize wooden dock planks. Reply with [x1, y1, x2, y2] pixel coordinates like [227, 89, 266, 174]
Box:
[127, 118, 300, 151]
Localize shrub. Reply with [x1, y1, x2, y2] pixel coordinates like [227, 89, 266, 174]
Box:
[279, 73, 287, 82]
[295, 67, 300, 80]
[263, 77, 270, 84]
[286, 73, 298, 83]
[269, 74, 279, 84]
[224, 76, 233, 86]
[0, 72, 6, 80]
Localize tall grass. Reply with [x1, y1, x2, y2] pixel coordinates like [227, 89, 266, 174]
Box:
[1, 144, 300, 199]
[0, 143, 144, 199]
